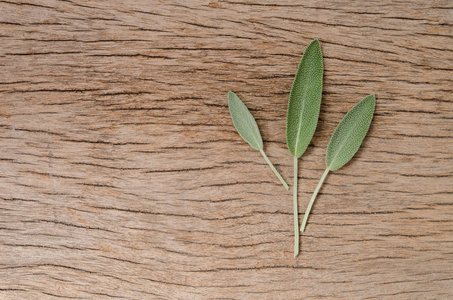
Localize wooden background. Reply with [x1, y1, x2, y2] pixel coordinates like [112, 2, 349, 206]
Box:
[1, 0, 452, 299]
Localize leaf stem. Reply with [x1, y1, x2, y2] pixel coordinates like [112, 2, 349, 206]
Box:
[293, 156, 299, 257]
[260, 150, 289, 190]
[300, 168, 330, 232]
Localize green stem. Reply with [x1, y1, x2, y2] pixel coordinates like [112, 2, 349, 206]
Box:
[300, 168, 330, 233]
[293, 156, 299, 257]
[260, 149, 289, 190]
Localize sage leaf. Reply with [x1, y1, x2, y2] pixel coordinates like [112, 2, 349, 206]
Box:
[326, 94, 376, 171]
[228, 91, 263, 150]
[228, 91, 289, 190]
[301, 94, 376, 233]
[285, 39, 324, 257]
[286, 39, 324, 158]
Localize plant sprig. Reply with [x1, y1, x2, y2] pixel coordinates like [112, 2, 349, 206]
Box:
[300, 94, 376, 233]
[228, 91, 289, 190]
[227, 38, 377, 259]
[286, 39, 324, 256]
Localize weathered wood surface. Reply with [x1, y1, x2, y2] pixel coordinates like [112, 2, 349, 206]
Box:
[0, 0, 452, 299]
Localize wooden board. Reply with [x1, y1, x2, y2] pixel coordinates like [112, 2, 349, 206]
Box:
[1, 0, 452, 299]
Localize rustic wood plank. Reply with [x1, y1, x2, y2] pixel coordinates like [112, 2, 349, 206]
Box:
[0, 0, 452, 299]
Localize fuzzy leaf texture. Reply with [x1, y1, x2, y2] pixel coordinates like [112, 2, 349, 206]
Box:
[326, 94, 376, 171]
[228, 91, 263, 151]
[286, 39, 324, 158]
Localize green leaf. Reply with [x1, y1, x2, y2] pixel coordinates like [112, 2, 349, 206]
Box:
[228, 91, 289, 190]
[285, 39, 324, 257]
[326, 94, 376, 171]
[286, 39, 324, 158]
[301, 94, 376, 234]
[228, 91, 263, 151]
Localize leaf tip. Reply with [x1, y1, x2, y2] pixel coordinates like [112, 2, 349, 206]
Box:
[228, 91, 238, 106]
[366, 94, 376, 108]
[310, 38, 321, 49]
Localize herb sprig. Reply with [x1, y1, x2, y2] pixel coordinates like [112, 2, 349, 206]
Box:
[300, 94, 376, 233]
[286, 39, 323, 256]
[227, 39, 376, 258]
[228, 91, 289, 190]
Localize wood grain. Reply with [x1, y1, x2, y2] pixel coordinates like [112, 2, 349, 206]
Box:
[0, 0, 452, 299]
